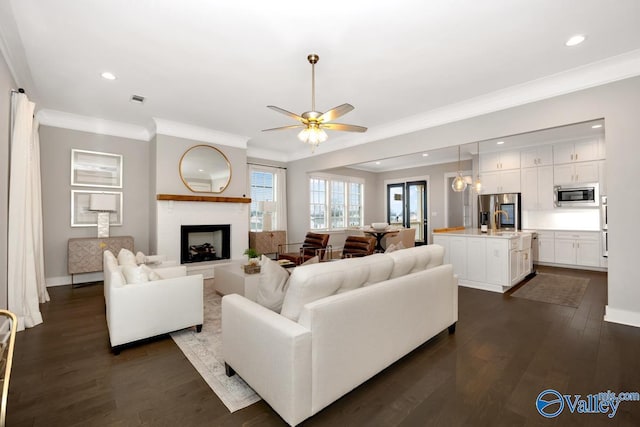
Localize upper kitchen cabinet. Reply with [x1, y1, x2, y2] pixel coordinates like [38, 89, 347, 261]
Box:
[553, 138, 602, 165]
[479, 150, 520, 172]
[553, 161, 599, 185]
[521, 165, 554, 210]
[521, 145, 553, 168]
[481, 169, 520, 194]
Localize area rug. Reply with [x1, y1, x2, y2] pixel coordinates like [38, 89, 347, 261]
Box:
[170, 279, 260, 412]
[510, 273, 589, 308]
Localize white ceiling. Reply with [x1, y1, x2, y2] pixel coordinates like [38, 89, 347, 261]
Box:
[2, 0, 640, 161]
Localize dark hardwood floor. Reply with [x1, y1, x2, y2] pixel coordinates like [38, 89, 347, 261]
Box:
[7, 266, 640, 426]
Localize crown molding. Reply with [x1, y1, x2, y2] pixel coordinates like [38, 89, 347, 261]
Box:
[36, 109, 151, 141]
[283, 48, 640, 162]
[153, 118, 248, 149]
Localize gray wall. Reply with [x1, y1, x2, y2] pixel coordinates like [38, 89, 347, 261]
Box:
[39, 126, 150, 281]
[0, 50, 17, 308]
[287, 76, 640, 325]
[154, 134, 247, 196]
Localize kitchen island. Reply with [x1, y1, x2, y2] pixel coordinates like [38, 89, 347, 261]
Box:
[433, 229, 533, 293]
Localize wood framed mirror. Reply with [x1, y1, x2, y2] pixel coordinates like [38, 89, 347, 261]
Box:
[179, 145, 232, 193]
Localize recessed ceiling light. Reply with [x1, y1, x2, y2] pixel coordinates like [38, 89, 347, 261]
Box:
[101, 72, 117, 80]
[198, 169, 204, 172]
[375, 161, 381, 165]
[565, 35, 586, 47]
[591, 124, 603, 129]
[496, 141, 505, 145]
[422, 153, 429, 157]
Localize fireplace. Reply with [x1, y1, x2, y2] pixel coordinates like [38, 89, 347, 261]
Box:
[181, 224, 231, 264]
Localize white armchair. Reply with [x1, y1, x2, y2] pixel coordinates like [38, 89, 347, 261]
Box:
[103, 251, 203, 353]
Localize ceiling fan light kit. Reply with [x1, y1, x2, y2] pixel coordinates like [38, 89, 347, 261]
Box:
[263, 53, 367, 152]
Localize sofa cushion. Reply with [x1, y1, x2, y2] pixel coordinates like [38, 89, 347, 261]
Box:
[387, 244, 444, 279]
[117, 248, 137, 265]
[280, 254, 393, 321]
[110, 267, 126, 287]
[122, 265, 150, 284]
[257, 255, 290, 312]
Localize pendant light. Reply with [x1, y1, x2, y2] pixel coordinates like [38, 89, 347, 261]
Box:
[451, 145, 467, 192]
[473, 141, 482, 193]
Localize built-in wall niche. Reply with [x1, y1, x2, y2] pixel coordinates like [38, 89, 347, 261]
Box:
[180, 224, 231, 264]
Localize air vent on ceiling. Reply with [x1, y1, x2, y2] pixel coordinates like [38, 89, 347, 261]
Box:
[130, 94, 145, 104]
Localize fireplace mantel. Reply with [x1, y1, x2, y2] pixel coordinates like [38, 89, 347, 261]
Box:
[156, 194, 251, 203]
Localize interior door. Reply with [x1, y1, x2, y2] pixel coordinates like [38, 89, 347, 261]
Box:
[387, 180, 427, 245]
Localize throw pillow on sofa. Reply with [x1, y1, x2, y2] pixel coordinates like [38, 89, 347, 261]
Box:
[257, 255, 290, 312]
[141, 264, 162, 281]
[117, 248, 137, 265]
[122, 265, 150, 284]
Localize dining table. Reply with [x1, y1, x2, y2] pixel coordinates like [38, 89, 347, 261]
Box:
[363, 227, 399, 252]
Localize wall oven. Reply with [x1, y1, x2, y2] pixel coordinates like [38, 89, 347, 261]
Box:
[554, 183, 599, 207]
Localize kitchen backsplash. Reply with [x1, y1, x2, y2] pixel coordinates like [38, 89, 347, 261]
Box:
[522, 209, 600, 231]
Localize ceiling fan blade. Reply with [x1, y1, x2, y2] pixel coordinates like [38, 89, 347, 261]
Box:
[322, 123, 367, 132]
[267, 105, 307, 123]
[262, 125, 306, 132]
[318, 103, 354, 123]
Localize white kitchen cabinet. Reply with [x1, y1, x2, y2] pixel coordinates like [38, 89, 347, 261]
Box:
[553, 139, 601, 165]
[485, 238, 509, 285]
[481, 169, 520, 194]
[449, 237, 467, 279]
[466, 238, 486, 282]
[521, 145, 553, 168]
[536, 231, 555, 263]
[553, 161, 599, 185]
[554, 232, 601, 267]
[521, 165, 554, 210]
[479, 150, 520, 172]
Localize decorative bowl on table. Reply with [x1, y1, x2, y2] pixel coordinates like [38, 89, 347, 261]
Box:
[371, 222, 389, 231]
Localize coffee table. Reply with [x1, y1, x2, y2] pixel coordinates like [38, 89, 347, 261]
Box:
[214, 261, 260, 301]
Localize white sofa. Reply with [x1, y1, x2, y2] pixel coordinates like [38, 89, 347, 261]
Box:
[222, 245, 457, 426]
[103, 250, 204, 353]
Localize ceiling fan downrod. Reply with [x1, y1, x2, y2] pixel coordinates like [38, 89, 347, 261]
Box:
[308, 54, 319, 112]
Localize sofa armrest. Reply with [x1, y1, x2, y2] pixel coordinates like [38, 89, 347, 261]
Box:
[222, 294, 312, 426]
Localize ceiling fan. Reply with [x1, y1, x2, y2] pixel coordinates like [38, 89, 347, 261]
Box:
[263, 53, 367, 151]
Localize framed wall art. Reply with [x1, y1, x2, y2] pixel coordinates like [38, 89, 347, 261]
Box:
[71, 149, 123, 188]
[71, 190, 123, 227]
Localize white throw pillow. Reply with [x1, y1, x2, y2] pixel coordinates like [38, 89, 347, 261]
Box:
[103, 250, 118, 270]
[141, 264, 162, 281]
[117, 248, 137, 265]
[257, 255, 290, 312]
[122, 265, 150, 285]
[135, 251, 146, 265]
[384, 243, 397, 253]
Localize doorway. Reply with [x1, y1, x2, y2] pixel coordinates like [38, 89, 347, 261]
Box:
[387, 180, 427, 245]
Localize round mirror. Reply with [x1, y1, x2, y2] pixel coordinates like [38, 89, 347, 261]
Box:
[179, 145, 232, 193]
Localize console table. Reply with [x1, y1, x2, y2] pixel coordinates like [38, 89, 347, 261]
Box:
[68, 236, 134, 286]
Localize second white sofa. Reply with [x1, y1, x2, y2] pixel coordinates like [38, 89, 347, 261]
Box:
[222, 244, 457, 426]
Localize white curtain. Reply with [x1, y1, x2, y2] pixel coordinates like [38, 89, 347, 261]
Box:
[8, 92, 49, 331]
[275, 167, 287, 233]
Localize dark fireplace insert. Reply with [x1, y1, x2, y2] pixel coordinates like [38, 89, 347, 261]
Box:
[181, 224, 231, 264]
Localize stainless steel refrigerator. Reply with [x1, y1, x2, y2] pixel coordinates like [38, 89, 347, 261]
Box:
[478, 193, 522, 231]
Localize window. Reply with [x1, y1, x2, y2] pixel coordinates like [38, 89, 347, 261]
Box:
[309, 174, 364, 230]
[250, 170, 275, 231]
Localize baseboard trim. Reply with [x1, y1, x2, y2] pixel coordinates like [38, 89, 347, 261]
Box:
[46, 272, 104, 287]
[604, 306, 640, 328]
[458, 279, 506, 294]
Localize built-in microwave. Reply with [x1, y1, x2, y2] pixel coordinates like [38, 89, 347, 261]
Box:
[554, 183, 599, 207]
